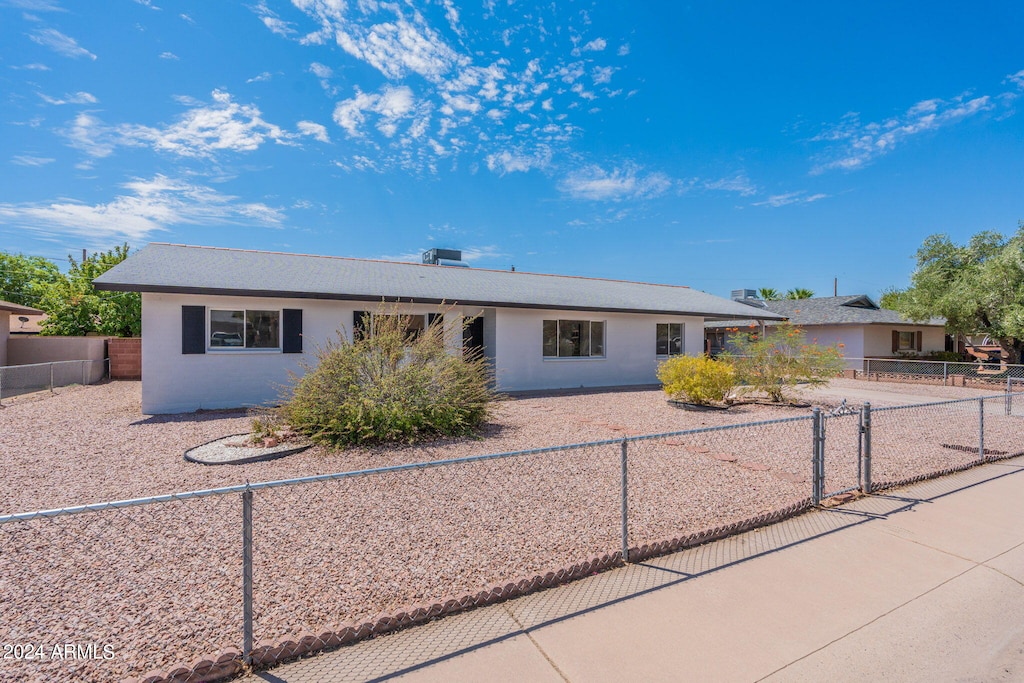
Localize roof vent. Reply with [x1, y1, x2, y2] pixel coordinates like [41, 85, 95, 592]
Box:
[422, 248, 468, 267]
[731, 289, 758, 301]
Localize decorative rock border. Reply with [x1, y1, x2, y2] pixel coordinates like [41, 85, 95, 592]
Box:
[125, 498, 816, 682]
[184, 434, 311, 466]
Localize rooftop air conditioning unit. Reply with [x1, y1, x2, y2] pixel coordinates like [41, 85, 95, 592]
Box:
[422, 248, 469, 267]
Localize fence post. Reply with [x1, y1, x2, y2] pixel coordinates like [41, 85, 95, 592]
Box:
[860, 403, 872, 493]
[978, 397, 986, 463]
[943, 362, 948, 386]
[812, 408, 823, 505]
[620, 439, 629, 564]
[49, 362, 54, 394]
[1007, 376, 1012, 416]
[82, 360, 87, 386]
[242, 488, 254, 665]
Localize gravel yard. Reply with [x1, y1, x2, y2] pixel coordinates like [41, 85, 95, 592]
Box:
[0, 378, 1017, 682]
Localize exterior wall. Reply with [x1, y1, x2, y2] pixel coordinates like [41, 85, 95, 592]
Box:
[492, 308, 703, 392]
[863, 325, 945, 357]
[141, 293, 469, 414]
[108, 337, 142, 379]
[6, 336, 108, 365]
[141, 293, 707, 412]
[0, 314, 8, 366]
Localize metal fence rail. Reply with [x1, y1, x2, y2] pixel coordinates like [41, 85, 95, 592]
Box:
[1, 390, 1023, 681]
[850, 357, 1024, 387]
[0, 358, 108, 402]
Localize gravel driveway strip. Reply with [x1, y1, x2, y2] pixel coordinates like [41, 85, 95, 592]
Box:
[0, 379, 1012, 682]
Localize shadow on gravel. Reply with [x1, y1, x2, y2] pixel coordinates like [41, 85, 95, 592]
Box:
[243, 456, 1024, 683]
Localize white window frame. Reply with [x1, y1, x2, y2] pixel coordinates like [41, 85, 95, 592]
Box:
[542, 319, 606, 359]
[656, 322, 684, 357]
[208, 308, 282, 351]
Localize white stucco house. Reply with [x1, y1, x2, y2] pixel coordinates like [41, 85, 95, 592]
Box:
[93, 243, 785, 414]
[705, 292, 947, 362]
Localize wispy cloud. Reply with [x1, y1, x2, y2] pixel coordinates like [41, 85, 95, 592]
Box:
[704, 174, 757, 196]
[6, 0, 65, 11]
[11, 62, 51, 71]
[0, 175, 284, 243]
[258, 1, 625, 174]
[29, 28, 96, 60]
[559, 163, 673, 201]
[11, 155, 55, 166]
[752, 191, 828, 207]
[1007, 69, 1024, 90]
[158, 51, 178, 60]
[38, 90, 97, 105]
[246, 71, 273, 83]
[64, 90, 318, 159]
[812, 93, 995, 173]
[297, 120, 330, 143]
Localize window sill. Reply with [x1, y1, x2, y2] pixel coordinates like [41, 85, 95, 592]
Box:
[542, 356, 606, 361]
[207, 348, 283, 354]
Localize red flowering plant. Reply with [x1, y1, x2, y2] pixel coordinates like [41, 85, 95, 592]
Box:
[719, 321, 845, 403]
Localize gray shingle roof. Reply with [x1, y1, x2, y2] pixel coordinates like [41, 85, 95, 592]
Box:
[92, 243, 787, 321]
[705, 295, 944, 328]
[0, 299, 43, 315]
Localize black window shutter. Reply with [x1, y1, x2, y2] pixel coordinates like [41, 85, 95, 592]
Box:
[891, 330, 899, 353]
[353, 311, 368, 341]
[916, 331, 922, 352]
[283, 309, 302, 354]
[427, 313, 443, 328]
[182, 306, 206, 354]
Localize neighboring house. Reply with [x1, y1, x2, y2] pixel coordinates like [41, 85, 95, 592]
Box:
[8, 312, 46, 335]
[93, 243, 785, 414]
[705, 292, 947, 361]
[0, 300, 44, 366]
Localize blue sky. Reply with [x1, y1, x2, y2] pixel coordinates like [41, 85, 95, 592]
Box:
[1, 1, 1022, 300]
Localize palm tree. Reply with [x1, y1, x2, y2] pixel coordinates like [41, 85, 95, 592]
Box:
[785, 287, 815, 300]
[757, 287, 781, 300]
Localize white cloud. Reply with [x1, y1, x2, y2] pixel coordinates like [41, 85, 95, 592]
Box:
[752, 191, 829, 207]
[159, 51, 178, 60]
[617, 44, 630, 56]
[592, 66, 614, 85]
[63, 112, 117, 157]
[29, 28, 96, 60]
[0, 175, 284, 244]
[559, 164, 673, 201]
[812, 93, 995, 173]
[297, 120, 330, 143]
[333, 85, 416, 138]
[38, 90, 97, 105]
[247, 71, 273, 83]
[485, 149, 551, 174]
[6, 0, 64, 10]
[1007, 69, 1024, 89]
[254, 1, 295, 36]
[11, 155, 55, 166]
[704, 174, 757, 196]
[11, 63, 51, 71]
[118, 90, 294, 157]
[582, 38, 606, 52]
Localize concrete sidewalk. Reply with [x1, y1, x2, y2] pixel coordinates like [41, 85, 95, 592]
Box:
[245, 458, 1024, 683]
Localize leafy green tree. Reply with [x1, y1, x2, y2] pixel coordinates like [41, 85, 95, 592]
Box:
[757, 287, 781, 300]
[721, 322, 845, 403]
[0, 252, 61, 307]
[785, 287, 815, 300]
[38, 244, 140, 337]
[878, 287, 907, 310]
[894, 225, 1024, 363]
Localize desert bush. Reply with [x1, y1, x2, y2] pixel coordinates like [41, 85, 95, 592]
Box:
[282, 306, 495, 446]
[721, 322, 845, 403]
[657, 355, 736, 405]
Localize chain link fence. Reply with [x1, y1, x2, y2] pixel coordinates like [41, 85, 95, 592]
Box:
[0, 359, 108, 403]
[1, 390, 1023, 681]
[850, 357, 1024, 388]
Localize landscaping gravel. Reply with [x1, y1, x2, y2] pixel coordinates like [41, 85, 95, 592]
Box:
[0, 378, 1016, 682]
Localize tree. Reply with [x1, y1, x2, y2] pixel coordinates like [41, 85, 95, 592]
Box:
[0, 252, 62, 307]
[38, 244, 140, 337]
[785, 287, 815, 299]
[894, 225, 1024, 363]
[879, 287, 907, 310]
[757, 287, 782, 300]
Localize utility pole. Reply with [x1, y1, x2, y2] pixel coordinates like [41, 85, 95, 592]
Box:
[833, 277, 837, 296]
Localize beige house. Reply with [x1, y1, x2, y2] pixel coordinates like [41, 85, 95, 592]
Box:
[0, 300, 44, 366]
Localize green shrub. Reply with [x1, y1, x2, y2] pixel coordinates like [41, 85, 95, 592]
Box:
[657, 355, 736, 405]
[282, 306, 495, 446]
[720, 322, 845, 403]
